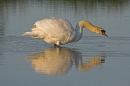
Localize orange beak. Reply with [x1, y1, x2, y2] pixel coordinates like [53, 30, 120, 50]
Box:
[102, 32, 108, 37]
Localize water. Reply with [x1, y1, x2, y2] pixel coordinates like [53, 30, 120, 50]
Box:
[0, 0, 130, 86]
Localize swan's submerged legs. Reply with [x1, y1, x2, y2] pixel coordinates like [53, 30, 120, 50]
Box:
[54, 44, 57, 47]
[54, 44, 60, 48]
[53, 41, 61, 48]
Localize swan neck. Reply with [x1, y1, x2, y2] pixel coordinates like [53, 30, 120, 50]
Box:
[72, 23, 83, 42]
[72, 20, 101, 42]
[79, 21, 98, 33]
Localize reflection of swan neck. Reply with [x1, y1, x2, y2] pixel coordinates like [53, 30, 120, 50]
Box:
[78, 56, 105, 72]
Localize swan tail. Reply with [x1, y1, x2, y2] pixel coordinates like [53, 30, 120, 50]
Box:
[22, 32, 36, 36]
[22, 32, 44, 38]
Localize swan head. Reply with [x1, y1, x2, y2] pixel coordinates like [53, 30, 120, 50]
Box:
[97, 27, 108, 37]
[101, 29, 108, 37]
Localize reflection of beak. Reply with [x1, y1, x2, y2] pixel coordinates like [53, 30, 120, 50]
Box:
[102, 32, 108, 37]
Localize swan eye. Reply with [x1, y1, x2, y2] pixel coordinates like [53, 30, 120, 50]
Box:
[101, 30, 106, 33]
[33, 25, 36, 28]
[101, 30, 108, 37]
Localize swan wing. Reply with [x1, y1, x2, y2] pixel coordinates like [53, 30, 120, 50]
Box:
[34, 17, 75, 44]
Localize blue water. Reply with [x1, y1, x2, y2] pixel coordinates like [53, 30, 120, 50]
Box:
[0, 0, 130, 86]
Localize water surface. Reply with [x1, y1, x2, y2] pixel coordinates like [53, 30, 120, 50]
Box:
[0, 0, 130, 86]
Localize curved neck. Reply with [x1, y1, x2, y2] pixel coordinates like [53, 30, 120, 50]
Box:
[72, 23, 83, 42]
[72, 20, 100, 42]
[79, 20, 99, 33]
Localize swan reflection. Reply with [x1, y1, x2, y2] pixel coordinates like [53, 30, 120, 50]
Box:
[78, 54, 105, 72]
[25, 47, 106, 75]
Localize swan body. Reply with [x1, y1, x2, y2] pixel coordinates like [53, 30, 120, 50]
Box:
[22, 17, 107, 47]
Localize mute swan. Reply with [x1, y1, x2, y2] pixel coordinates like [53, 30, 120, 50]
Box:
[22, 17, 107, 47]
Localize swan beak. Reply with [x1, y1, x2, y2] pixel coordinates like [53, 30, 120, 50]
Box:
[102, 32, 108, 37]
[101, 30, 108, 37]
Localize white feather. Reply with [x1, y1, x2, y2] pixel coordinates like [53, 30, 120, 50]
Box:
[22, 17, 107, 46]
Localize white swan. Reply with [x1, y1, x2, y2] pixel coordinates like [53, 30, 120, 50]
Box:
[22, 17, 107, 47]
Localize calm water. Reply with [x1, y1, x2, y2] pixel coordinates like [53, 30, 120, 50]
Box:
[0, 0, 130, 86]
